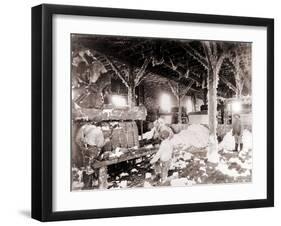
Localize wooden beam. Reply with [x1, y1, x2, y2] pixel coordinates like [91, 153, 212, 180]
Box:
[91, 50, 130, 88]
[86, 47, 204, 95]
[220, 75, 238, 93]
[151, 71, 202, 94]
[118, 40, 151, 55]
[168, 81, 180, 100]
[181, 43, 208, 69]
[135, 57, 151, 86]
[180, 80, 195, 99]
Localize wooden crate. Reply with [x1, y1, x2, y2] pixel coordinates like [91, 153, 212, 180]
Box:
[102, 121, 139, 150]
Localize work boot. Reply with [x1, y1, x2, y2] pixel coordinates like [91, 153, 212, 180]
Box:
[240, 143, 243, 151]
[153, 174, 161, 182]
[233, 143, 238, 152]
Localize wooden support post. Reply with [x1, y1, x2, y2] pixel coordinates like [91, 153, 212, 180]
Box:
[128, 66, 136, 108]
[140, 120, 143, 141]
[207, 62, 224, 163]
[178, 96, 182, 124]
[203, 88, 207, 106]
[98, 166, 108, 189]
[208, 69, 217, 139]
[193, 94, 197, 112]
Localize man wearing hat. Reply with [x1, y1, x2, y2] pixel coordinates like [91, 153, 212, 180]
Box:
[232, 114, 243, 152]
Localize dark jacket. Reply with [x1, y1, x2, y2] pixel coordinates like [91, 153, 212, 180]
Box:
[232, 118, 243, 136]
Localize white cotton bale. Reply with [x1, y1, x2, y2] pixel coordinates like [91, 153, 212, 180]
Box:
[82, 125, 105, 148]
[242, 129, 253, 150]
[218, 129, 235, 150]
[170, 124, 209, 149]
[219, 129, 253, 151]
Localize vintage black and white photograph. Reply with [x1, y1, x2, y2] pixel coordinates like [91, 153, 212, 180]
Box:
[71, 34, 252, 191]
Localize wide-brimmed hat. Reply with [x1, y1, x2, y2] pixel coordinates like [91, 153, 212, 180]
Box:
[233, 113, 240, 118]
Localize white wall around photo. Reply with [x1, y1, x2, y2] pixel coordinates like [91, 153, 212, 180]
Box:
[0, 0, 279, 226]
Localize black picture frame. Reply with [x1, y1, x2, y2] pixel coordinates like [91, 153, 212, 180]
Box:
[32, 3, 274, 222]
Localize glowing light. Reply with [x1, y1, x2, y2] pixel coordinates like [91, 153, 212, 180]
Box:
[112, 95, 127, 107]
[227, 103, 231, 111]
[232, 101, 242, 113]
[160, 93, 172, 112]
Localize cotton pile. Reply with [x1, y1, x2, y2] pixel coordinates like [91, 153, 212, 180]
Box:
[219, 129, 252, 151]
[170, 124, 209, 150]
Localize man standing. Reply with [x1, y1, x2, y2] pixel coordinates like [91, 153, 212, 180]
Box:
[232, 114, 243, 152]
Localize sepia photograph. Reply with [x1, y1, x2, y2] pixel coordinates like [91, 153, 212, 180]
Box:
[30, 3, 274, 221]
[71, 34, 252, 191]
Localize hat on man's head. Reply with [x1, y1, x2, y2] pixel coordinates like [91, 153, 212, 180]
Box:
[233, 113, 240, 118]
[160, 130, 170, 140]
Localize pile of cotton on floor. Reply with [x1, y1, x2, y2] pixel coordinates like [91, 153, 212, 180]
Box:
[216, 155, 252, 178]
[170, 151, 193, 170]
[170, 124, 209, 150]
[216, 129, 253, 179]
[218, 129, 253, 151]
